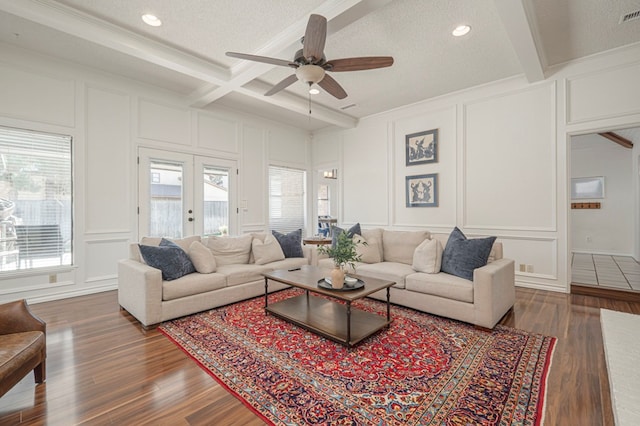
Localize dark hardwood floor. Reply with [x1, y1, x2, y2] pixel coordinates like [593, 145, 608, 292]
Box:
[1, 288, 637, 425]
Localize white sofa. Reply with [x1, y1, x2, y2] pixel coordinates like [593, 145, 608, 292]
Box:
[316, 228, 515, 329]
[118, 234, 311, 327]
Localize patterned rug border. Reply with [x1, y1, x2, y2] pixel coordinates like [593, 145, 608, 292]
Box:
[159, 291, 557, 425]
[159, 327, 274, 425]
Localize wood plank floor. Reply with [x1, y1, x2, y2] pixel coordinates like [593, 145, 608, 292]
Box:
[1, 288, 638, 425]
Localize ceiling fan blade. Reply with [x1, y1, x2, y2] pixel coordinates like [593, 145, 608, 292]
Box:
[303, 14, 327, 63]
[325, 56, 394, 72]
[226, 51, 296, 68]
[318, 74, 347, 99]
[264, 74, 299, 96]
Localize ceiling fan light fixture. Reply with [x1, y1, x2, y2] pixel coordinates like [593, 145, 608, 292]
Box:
[309, 87, 320, 95]
[295, 65, 325, 84]
[452, 25, 471, 37]
[142, 14, 162, 27]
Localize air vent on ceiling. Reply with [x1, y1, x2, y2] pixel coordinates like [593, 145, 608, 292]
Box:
[340, 104, 357, 110]
[619, 9, 640, 24]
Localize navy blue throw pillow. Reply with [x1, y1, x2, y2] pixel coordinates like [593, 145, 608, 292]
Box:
[138, 238, 196, 281]
[440, 227, 496, 281]
[331, 223, 361, 248]
[272, 229, 303, 258]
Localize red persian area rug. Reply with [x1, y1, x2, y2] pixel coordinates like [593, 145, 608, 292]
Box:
[159, 289, 556, 425]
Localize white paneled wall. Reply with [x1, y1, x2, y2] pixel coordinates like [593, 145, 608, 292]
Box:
[0, 45, 309, 303]
[313, 45, 640, 292]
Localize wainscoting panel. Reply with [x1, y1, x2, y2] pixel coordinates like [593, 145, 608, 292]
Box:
[84, 238, 130, 284]
[0, 62, 75, 127]
[463, 83, 556, 231]
[85, 86, 130, 233]
[241, 124, 267, 228]
[268, 128, 308, 166]
[197, 112, 239, 154]
[567, 62, 640, 124]
[138, 99, 190, 145]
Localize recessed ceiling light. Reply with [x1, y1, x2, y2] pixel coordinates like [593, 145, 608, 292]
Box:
[452, 25, 471, 37]
[309, 88, 320, 95]
[142, 14, 162, 27]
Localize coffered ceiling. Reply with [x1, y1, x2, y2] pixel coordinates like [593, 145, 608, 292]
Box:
[0, 0, 639, 130]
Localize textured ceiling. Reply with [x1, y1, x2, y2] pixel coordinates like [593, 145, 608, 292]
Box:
[0, 0, 639, 130]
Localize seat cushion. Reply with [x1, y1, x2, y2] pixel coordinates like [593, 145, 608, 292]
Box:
[262, 257, 309, 271]
[382, 230, 430, 264]
[0, 331, 45, 383]
[162, 272, 227, 301]
[356, 262, 416, 289]
[216, 264, 272, 287]
[405, 272, 474, 303]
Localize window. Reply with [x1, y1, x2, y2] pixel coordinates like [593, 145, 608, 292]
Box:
[317, 184, 330, 217]
[0, 126, 72, 272]
[269, 166, 306, 234]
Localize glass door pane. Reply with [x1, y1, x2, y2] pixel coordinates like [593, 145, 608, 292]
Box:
[202, 166, 229, 236]
[149, 160, 184, 239]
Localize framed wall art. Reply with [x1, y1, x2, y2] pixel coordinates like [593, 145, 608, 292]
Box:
[405, 128, 438, 166]
[406, 173, 438, 207]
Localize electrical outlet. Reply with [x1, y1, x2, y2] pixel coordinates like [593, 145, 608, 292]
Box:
[49, 274, 57, 284]
[519, 264, 526, 272]
[526, 265, 534, 273]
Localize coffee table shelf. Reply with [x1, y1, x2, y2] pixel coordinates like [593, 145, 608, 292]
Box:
[263, 266, 395, 348]
[266, 293, 390, 347]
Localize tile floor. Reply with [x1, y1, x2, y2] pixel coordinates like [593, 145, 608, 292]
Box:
[572, 253, 640, 290]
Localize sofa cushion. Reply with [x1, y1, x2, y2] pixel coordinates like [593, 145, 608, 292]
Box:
[188, 241, 216, 273]
[162, 272, 227, 301]
[331, 223, 361, 248]
[405, 272, 474, 303]
[382, 230, 430, 264]
[361, 228, 384, 261]
[412, 238, 443, 273]
[139, 239, 196, 281]
[272, 229, 304, 258]
[356, 262, 416, 289]
[441, 227, 496, 281]
[252, 234, 285, 265]
[354, 234, 382, 264]
[133, 235, 201, 263]
[207, 234, 253, 266]
[216, 264, 271, 287]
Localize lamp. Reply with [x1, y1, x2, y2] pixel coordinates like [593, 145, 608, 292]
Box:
[323, 169, 337, 179]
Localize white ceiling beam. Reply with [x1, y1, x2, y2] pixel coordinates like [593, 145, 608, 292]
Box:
[0, 0, 229, 84]
[189, 0, 394, 109]
[494, 0, 545, 82]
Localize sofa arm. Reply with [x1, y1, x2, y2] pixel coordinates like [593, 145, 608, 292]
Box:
[118, 259, 163, 327]
[0, 299, 45, 335]
[472, 258, 515, 329]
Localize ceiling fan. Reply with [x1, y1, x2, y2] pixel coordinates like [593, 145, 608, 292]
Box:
[226, 14, 394, 100]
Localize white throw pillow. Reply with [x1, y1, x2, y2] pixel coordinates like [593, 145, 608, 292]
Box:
[207, 234, 253, 266]
[252, 234, 285, 265]
[354, 235, 382, 264]
[189, 240, 217, 273]
[412, 238, 443, 274]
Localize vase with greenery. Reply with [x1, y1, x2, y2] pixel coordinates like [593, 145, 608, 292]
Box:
[317, 231, 365, 289]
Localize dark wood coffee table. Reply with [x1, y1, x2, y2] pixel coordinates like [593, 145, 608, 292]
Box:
[263, 265, 395, 348]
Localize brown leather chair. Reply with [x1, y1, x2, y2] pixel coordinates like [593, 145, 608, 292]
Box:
[0, 299, 46, 398]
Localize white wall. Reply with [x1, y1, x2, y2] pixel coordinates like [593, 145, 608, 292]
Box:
[0, 43, 310, 304]
[313, 43, 640, 292]
[571, 134, 634, 255]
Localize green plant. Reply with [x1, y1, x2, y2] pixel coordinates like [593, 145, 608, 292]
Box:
[317, 231, 366, 270]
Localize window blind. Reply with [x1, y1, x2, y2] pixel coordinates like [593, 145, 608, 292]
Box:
[0, 126, 72, 272]
[268, 166, 305, 234]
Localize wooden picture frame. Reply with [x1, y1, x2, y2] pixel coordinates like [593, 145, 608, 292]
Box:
[406, 173, 438, 207]
[405, 129, 438, 166]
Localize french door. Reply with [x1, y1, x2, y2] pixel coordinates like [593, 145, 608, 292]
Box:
[138, 148, 237, 239]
